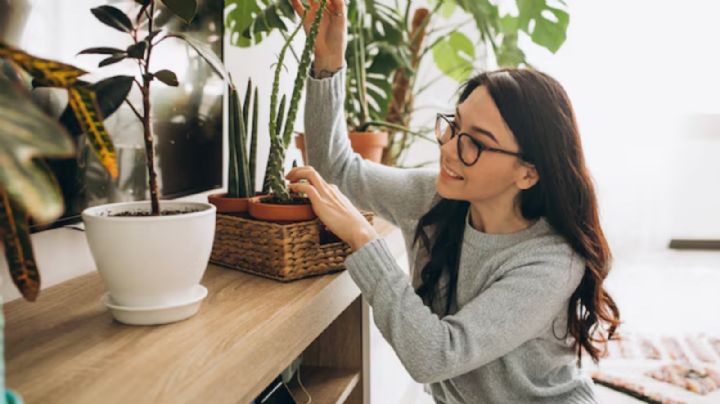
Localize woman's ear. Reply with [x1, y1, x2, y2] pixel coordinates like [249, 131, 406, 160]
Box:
[516, 163, 539, 190]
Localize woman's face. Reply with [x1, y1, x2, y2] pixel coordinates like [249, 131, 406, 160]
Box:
[435, 85, 537, 204]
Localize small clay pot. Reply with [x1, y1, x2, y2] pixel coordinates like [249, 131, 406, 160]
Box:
[348, 131, 388, 163]
[295, 131, 388, 165]
[207, 193, 251, 214]
[248, 195, 317, 222]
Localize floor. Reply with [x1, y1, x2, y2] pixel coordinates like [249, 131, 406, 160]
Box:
[369, 239, 720, 403]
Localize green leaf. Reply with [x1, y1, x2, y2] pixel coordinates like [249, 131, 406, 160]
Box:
[225, 0, 295, 48]
[78, 47, 126, 56]
[428, 0, 456, 19]
[126, 41, 147, 59]
[431, 31, 475, 82]
[499, 15, 518, 35]
[0, 75, 74, 223]
[154, 69, 179, 86]
[496, 33, 526, 67]
[530, 7, 569, 53]
[59, 76, 134, 136]
[91, 6, 134, 33]
[67, 87, 118, 179]
[98, 54, 126, 67]
[161, 0, 198, 24]
[516, 0, 569, 53]
[0, 190, 41, 302]
[227, 84, 239, 196]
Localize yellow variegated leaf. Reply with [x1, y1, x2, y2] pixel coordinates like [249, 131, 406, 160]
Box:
[0, 189, 40, 301]
[0, 75, 74, 222]
[0, 42, 87, 88]
[67, 87, 118, 179]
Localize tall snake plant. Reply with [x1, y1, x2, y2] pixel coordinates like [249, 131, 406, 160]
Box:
[227, 77, 258, 198]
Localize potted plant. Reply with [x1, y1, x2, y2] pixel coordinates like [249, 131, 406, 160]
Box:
[207, 78, 259, 213]
[210, 0, 377, 281]
[79, 0, 228, 325]
[248, 0, 329, 222]
[227, 0, 570, 167]
[295, 0, 398, 164]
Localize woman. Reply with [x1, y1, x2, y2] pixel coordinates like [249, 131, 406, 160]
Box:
[286, 1, 620, 403]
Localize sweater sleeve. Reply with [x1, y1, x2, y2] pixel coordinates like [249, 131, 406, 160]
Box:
[303, 67, 439, 227]
[344, 237, 585, 384]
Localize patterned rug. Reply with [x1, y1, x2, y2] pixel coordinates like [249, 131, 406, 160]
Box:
[586, 333, 720, 403]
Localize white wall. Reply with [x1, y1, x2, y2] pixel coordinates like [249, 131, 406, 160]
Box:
[517, 0, 720, 255]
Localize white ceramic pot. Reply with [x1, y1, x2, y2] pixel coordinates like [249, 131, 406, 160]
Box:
[82, 201, 216, 314]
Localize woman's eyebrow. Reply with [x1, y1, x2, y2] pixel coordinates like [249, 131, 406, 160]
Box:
[455, 107, 499, 144]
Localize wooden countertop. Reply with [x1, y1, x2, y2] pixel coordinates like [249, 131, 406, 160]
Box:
[4, 218, 399, 404]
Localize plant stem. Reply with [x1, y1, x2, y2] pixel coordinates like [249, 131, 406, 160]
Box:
[382, 7, 430, 166]
[141, 0, 160, 215]
[354, 5, 369, 126]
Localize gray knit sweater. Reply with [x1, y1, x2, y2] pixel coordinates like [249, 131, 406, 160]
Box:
[303, 68, 598, 404]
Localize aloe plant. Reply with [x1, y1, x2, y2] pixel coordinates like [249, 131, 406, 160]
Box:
[261, 0, 327, 203]
[84, 0, 228, 215]
[227, 78, 259, 198]
[0, 44, 120, 301]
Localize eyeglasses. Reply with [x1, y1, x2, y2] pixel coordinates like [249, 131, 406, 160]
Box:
[435, 113, 525, 166]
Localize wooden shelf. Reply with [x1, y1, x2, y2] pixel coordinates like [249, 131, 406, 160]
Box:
[288, 366, 360, 404]
[3, 217, 398, 404]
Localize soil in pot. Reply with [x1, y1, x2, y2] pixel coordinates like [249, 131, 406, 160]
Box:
[111, 209, 201, 217]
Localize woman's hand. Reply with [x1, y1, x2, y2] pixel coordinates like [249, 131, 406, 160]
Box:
[290, 0, 347, 73]
[286, 166, 378, 251]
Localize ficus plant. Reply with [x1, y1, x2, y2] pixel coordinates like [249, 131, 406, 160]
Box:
[0, 44, 119, 301]
[82, 0, 226, 215]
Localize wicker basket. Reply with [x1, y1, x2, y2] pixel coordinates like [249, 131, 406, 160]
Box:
[210, 212, 374, 281]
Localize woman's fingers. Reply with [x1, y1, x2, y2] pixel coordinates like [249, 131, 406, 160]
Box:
[285, 166, 331, 193]
[328, 0, 346, 14]
[288, 182, 321, 203]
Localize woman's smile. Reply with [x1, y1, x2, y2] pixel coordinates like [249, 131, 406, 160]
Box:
[441, 160, 464, 181]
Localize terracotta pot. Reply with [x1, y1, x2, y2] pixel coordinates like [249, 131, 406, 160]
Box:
[295, 131, 388, 164]
[207, 192, 250, 214]
[248, 196, 317, 222]
[348, 131, 388, 163]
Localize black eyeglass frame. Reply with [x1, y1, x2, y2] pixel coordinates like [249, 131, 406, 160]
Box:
[435, 113, 526, 166]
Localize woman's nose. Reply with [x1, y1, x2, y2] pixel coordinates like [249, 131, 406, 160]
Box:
[440, 134, 460, 162]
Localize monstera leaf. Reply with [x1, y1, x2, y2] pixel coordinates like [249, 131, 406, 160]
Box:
[516, 0, 569, 53]
[225, 0, 296, 48]
[432, 31, 475, 82]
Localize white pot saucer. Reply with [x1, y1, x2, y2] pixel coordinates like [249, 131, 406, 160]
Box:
[100, 285, 209, 326]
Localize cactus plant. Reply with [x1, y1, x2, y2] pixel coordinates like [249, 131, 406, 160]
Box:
[261, 0, 327, 203]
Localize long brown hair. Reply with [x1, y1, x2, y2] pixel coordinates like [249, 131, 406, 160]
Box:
[414, 68, 620, 365]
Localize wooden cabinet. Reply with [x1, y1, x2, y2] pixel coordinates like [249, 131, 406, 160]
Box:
[4, 219, 397, 403]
